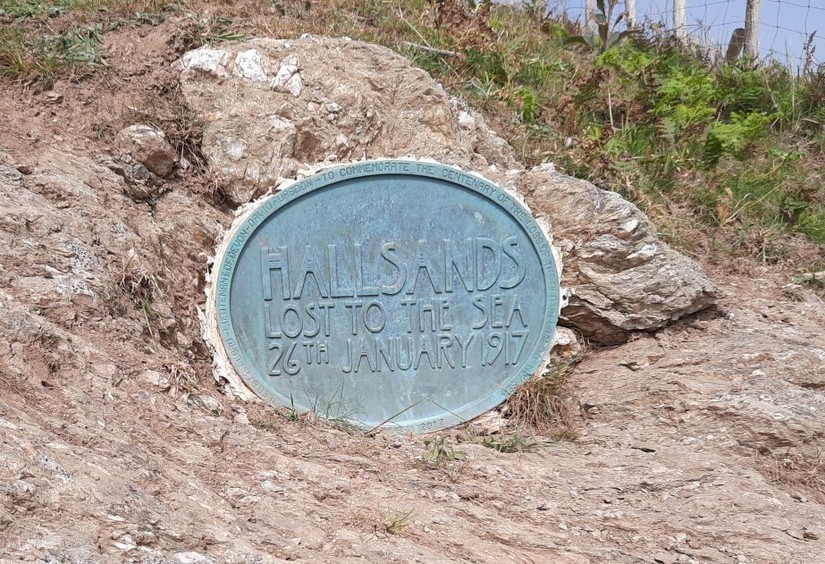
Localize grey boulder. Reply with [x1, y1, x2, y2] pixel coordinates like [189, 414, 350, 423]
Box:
[115, 124, 177, 178]
[519, 165, 721, 344]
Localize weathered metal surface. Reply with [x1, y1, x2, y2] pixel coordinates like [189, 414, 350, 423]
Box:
[213, 160, 560, 432]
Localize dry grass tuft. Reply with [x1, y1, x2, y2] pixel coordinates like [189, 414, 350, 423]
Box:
[504, 363, 577, 440]
[355, 506, 415, 536]
[761, 448, 825, 503]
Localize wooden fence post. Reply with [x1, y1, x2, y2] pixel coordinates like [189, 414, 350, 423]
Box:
[745, 0, 762, 59]
[673, 0, 688, 40]
[625, 0, 637, 27]
[585, 0, 599, 34]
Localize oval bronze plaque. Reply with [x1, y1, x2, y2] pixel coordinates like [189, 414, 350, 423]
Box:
[213, 160, 560, 432]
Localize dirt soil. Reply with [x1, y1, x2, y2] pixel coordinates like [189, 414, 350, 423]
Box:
[1, 18, 825, 564]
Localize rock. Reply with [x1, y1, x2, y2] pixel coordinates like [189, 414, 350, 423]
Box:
[175, 36, 519, 205]
[549, 327, 583, 363]
[175, 552, 207, 564]
[653, 553, 678, 564]
[99, 156, 164, 201]
[6, 25, 825, 564]
[468, 411, 506, 436]
[187, 392, 222, 415]
[0, 154, 25, 182]
[176, 36, 719, 343]
[115, 124, 177, 177]
[137, 370, 171, 391]
[520, 165, 721, 344]
[803, 528, 820, 540]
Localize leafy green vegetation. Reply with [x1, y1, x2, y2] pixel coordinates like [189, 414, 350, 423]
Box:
[0, 0, 75, 18]
[421, 435, 466, 467]
[480, 432, 539, 453]
[0, 0, 167, 18]
[378, 2, 825, 256]
[563, 0, 639, 54]
[381, 509, 414, 535]
[0, 23, 105, 79]
[2, 0, 823, 260]
[173, 13, 247, 52]
[0, 0, 169, 80]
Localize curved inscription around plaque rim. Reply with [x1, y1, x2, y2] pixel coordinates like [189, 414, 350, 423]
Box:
[213, 160, 560, 433]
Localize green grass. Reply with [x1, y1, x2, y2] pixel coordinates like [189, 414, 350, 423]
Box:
[172, 13, 247, 52]
[481, 432, 539, 453]
[0, 0, 167, 18]
[0, 0, 73, 18]
[382, 509, 413, 535]
[421, 435, 465, 467]
[0, 0, 170, 81]
[377, 3, 825, 254]
[2, 0, 823, 256]
[0, 23, 105, 79]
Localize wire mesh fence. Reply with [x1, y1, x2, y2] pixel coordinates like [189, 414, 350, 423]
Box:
[541, 0, 823, 71]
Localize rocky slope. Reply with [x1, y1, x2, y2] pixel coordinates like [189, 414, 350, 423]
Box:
[0, 21, 823, 564]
